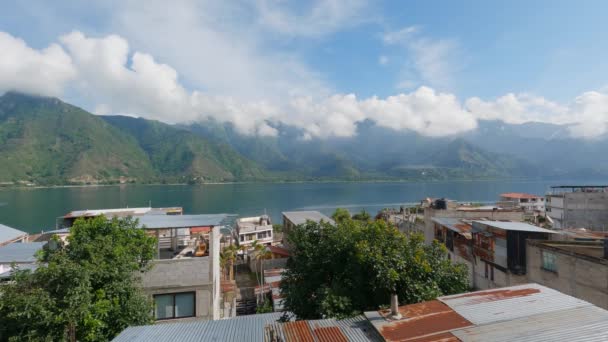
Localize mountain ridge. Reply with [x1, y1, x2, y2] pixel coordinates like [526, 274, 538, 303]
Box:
[2, 91, 603, 186]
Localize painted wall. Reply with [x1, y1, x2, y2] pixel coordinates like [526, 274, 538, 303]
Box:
[527, 241, 608, 309]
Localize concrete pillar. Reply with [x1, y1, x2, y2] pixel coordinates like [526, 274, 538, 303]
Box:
[390, 293, 402, 320]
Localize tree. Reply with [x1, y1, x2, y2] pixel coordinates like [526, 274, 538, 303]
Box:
[280, 219, 469, 319]
[0, 216, 157, 341]
[331, 208, 351, 224]
[220, 245, 238, 281]
[352, 210, 371, 222]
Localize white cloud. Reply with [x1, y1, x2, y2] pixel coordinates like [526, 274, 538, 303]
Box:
[562, 91, 608, 138]
[378, 55, 389, 65]
[108, 1, 331, 103]
[3, 29, 608, 140]
[466, 93, 569, 124]
[466, 91, 608, 138]
[382, 26, 418, 44]
[254, 0, 371, 38]
[383, 26, 460, 90]
[0, 32, 75, 96]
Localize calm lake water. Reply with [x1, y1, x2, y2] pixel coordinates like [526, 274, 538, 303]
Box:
[0, 180, 601, 233]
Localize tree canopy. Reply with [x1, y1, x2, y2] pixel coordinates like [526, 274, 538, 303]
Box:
[0, 216, 157, 341]
[280, 218, 469, 319]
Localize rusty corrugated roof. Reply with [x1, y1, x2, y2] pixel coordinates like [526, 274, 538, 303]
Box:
[312, 326, 348, 342]
[500, 192, 542, 199]
[366, 300, 472, 341]
[283, 321, 315, 342]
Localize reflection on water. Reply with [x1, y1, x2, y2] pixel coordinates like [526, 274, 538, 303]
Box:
[0, 179, 602, 233]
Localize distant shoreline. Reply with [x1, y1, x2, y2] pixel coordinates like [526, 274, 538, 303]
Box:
[0, 177, 572, 190]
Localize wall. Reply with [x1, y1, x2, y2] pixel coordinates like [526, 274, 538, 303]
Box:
[548, 192, 608, 230]
[472, 256, 528, 290]
[423, 208, 524, 245]
[527, 241, 608, 310]
[249, 257, 288, 273]
[447, 250, 474, 287]
[139, 257, 214, 320]
[139, 225, 221, 321]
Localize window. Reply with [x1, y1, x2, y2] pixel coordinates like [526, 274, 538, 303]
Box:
[484, 262, 489, 279]
[258, 231, 269, 239]
[490, 265, 494, 281]
[542, 251, 557, 272]
[154, 292, 195, 320]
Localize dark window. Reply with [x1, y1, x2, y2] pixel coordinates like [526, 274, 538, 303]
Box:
[490, 265, 494, 281]
[484, 262, 489, 279]
[154, 292, 195, 320]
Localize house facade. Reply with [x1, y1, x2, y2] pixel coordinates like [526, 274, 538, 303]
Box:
[546, 185, 608, 229]
[235, 215, 273, 248]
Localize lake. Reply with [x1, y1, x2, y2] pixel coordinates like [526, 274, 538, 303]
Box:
[0, 180, 599, 233]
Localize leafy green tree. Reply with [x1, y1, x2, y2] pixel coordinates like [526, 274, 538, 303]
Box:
[0, 216, 157, 341]
[331, 208, 351, 224]
[280, 219, 468, 319]
[351, 210, 371, 222]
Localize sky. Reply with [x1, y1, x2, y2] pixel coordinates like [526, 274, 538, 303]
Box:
[1, 0, 608, 138]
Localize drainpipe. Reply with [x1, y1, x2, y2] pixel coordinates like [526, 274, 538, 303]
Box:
[390, 293, 402, 320]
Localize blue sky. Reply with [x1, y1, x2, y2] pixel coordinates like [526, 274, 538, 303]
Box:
[1, 0, 608, 138]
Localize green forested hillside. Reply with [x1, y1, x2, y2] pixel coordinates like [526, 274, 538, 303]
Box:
[0, 92, 546, 186]
[0, 92, 156, 184]
[101, 116, 265, 182]
[0, 92, 265, 185]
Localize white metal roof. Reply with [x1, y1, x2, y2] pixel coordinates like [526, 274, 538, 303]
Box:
[137, 214, 234, 229]
[113, 312, 285, 342]
[473, 220, 558, 233]
[0, 242, 45, 263]
[0, 223, 27, 243]
[439, 283, 591, 326]
[451, 305, 608, 342]
[282, 211, 334, 225]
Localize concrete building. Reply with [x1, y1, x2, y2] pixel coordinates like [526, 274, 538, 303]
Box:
[527, 239, 608, 310]
[432, 218, 556, 289]
[499, 192, 545, 213]
[235, 215, 273, 248]
[0, 223, 28, 246]
[546, 185, 608, 229]
[422, 198, 524, 245]
[470, 220, 556, 289]
[136, 214, 233, 321]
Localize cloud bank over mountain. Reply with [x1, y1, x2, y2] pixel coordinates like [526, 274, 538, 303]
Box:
[1, 0, 608, 139]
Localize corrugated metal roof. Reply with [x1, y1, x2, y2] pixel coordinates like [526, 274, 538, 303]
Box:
[265, 315, 382, 342]
[432, 218, 473, 238]
[113, 312, 285, 342]
[0, 242, 45, 263]
[438, 283, 591, 326]
[0, 263, 38, 278]
[0, 223, 27, 244]
[451, 305, 608, 342]
[365, 284, 608, 342]
[282, 211, 334, 226]
[62, 207, 183, 218]
[500, 192, 543, 199]
[137, 214, 234, 229]
[364, 300, 472, 342]
[473, 220, 558, 234]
